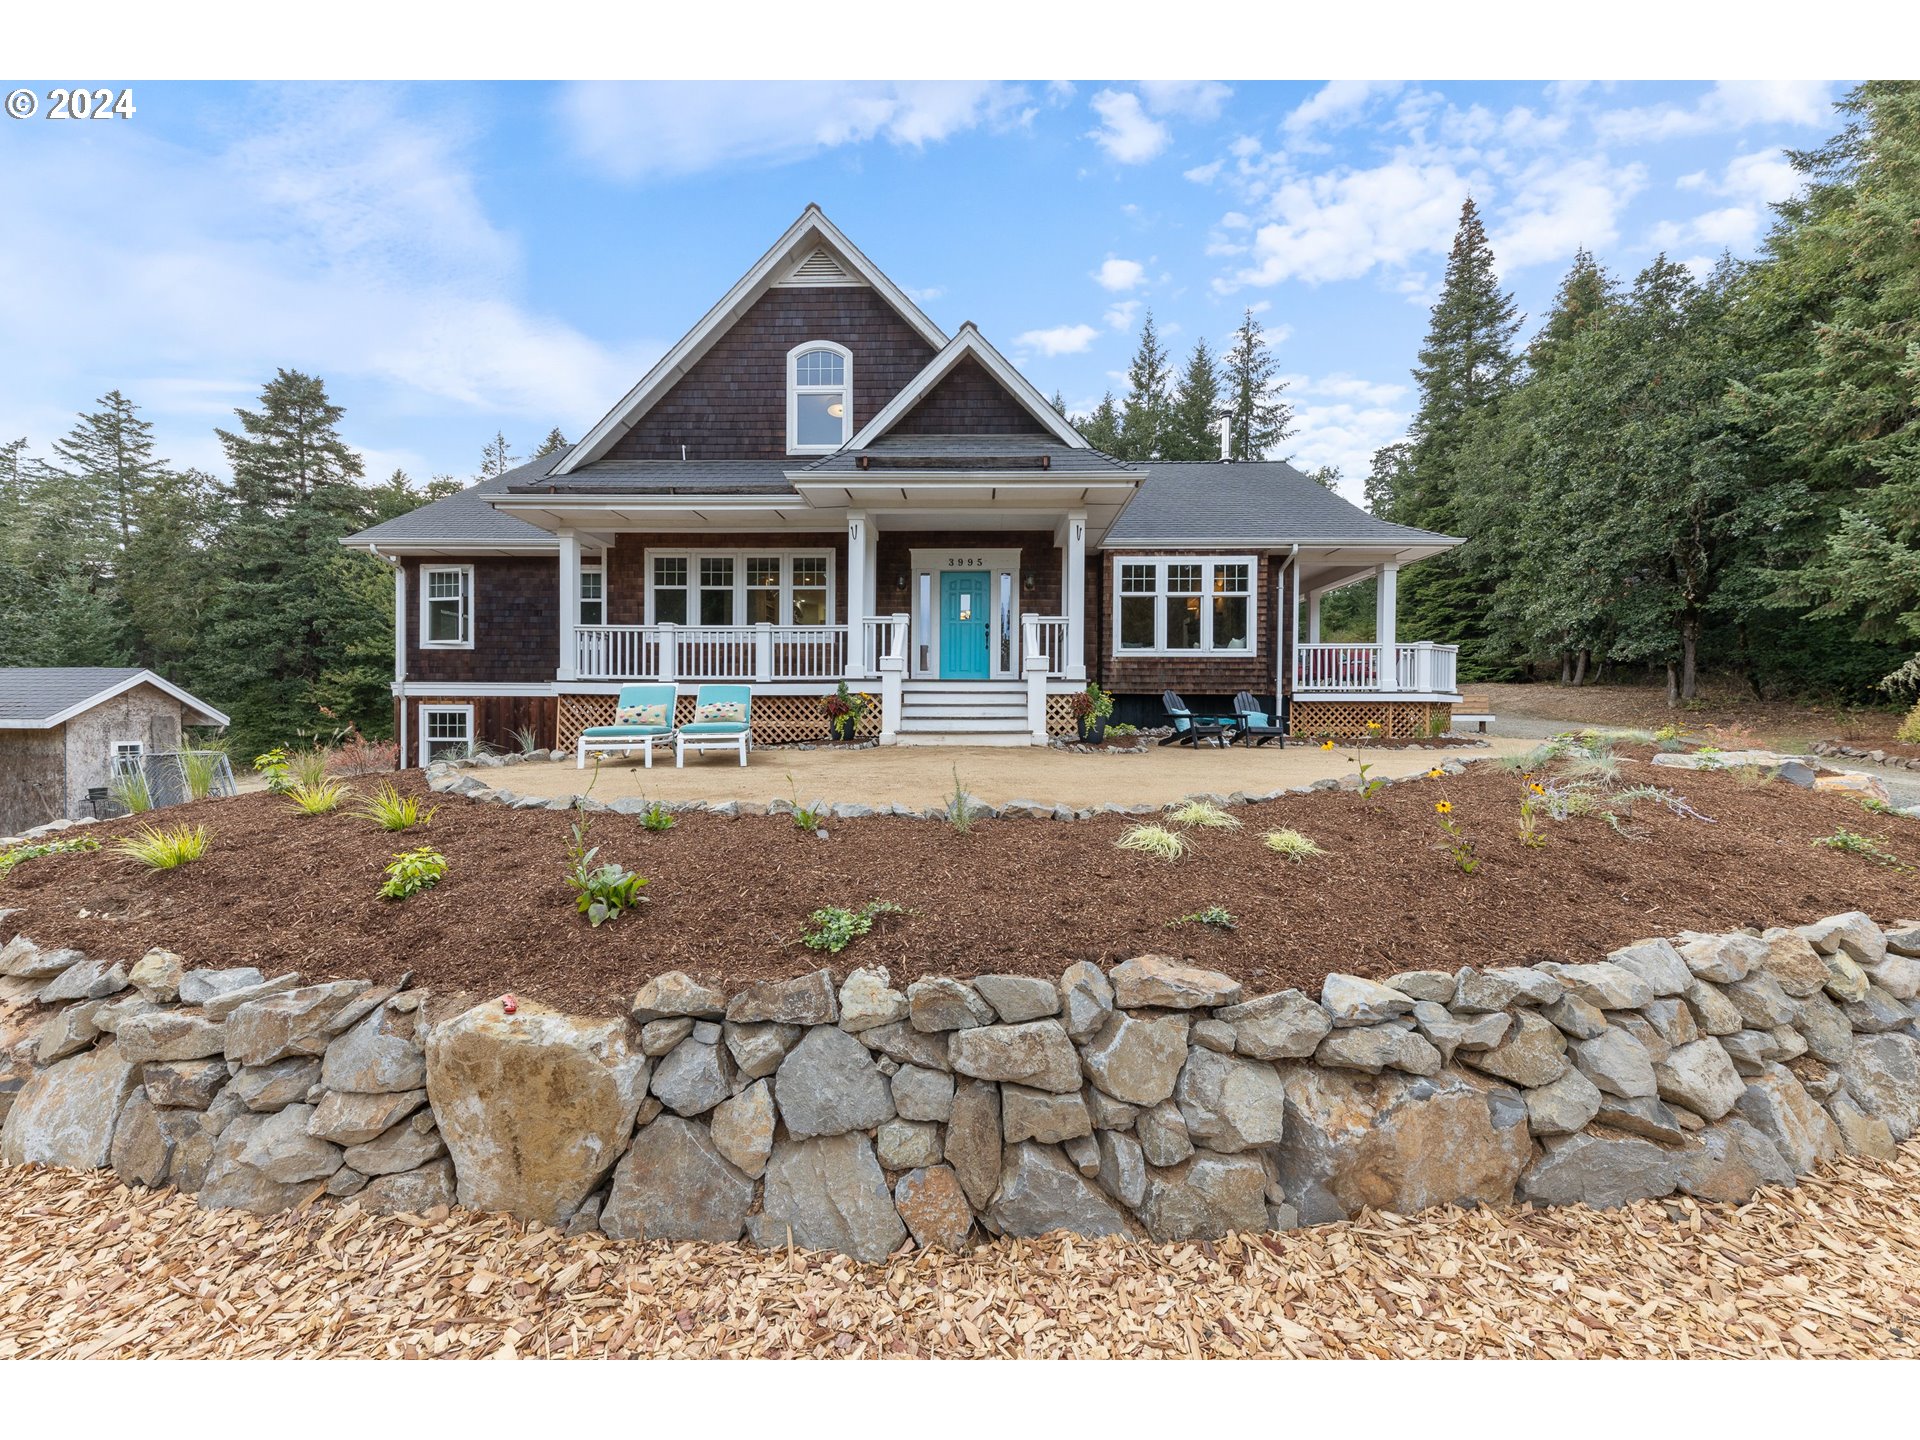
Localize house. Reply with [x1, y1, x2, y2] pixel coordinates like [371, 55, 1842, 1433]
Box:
[0, 668, 230, 835]
[343, 207, 1462, 763]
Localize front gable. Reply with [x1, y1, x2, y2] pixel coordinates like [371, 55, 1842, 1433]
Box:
[891, 355, 1047, 437]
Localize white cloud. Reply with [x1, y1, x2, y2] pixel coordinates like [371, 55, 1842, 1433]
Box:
[1086, 90, 1171, 164]
[1283, 81, 1403, 140]
[558, 81, 1033, 180]
[905, 284, 946, 302]
[1104, 300, 1141, 331]
[1594, 81, 1833, 144]
[0, 85, 651, 470]
[1289, 372, 1409, 407]
[1183, 159, 1224, 184]
[1137, 81, 1233, 121]
[1014, 323, 1100, 356]
[1221, 157, 1468, 287]
[1283, 373, 1414, 500]
[1492, 156, 1646, 270]
[1092, 257, 1146, 291]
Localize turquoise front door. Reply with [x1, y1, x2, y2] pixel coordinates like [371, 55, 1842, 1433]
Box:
[939, 571, 991, 680]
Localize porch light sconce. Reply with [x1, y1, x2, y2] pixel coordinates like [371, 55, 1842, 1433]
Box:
[1022, 573, 1037, 593]
[894, 571, 909, 590]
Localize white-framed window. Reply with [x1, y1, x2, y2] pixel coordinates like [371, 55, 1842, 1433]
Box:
[647, 550, 836, 627]
[420, 704, 474, 762]
[1113, 556, 1257, 656]
[420, 564, 474, 648]
[787, 341, 853, 454]
[579, 565, 604, 627]
[112, 740, 145, 761]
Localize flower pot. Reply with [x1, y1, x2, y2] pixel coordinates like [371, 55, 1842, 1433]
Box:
[1077, 716, 1107, 744]
[831, 716, 859, 743]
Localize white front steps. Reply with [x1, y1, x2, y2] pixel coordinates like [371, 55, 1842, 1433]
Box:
[895, 681, 1040, 746]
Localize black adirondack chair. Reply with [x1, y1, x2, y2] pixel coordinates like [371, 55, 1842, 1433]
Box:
[1159, 691, 1233, 747]
[1231, 692, 1288, 747]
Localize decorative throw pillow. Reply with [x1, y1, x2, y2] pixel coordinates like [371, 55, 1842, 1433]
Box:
[616, 701, 670, 727]
[694, 699, 747, 724]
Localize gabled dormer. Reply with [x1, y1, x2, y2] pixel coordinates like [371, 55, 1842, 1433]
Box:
[557, 206, 949, 468]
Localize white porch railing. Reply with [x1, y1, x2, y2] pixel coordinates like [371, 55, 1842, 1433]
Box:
[575, 624, 849, 682]
[1020, 614, 1072, 680]
[859, 614, 909, 678]
[1294, 641, 1458, 695]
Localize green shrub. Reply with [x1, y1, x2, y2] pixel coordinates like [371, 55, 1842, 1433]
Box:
[638, 801, 676, 832]
[114, 824, 209, 870]
[801, 900, 906, 953]
[285, 778, 350, 815]
[1812, 828, 1905, 868]
[0, 836, 101, 878]
[291, 748, 331, 789]
[1898, 699, 1920, 745]
[253, 748, 292, 793]
[380, 846, 446, 900]
[788, 777, 829, 831]
[355, 780, 436, 831]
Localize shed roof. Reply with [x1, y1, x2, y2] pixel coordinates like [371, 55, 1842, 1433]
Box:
[0, 668, 230, 729]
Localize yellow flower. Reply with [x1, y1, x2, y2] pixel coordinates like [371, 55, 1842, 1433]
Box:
[1434, 800, 1453, 815]
[1427, 767, 1444, 779]
[1320, 739, 1335, 751]
[1528, 780, 1546, 795]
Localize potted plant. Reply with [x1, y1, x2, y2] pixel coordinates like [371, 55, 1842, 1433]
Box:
[1071, 682, 1115, 743]
[821, 682, 872, 743]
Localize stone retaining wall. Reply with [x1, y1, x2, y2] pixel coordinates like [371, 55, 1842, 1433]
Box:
[3, 912, 1918, 1258]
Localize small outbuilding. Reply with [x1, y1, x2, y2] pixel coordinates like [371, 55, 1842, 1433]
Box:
[0, 668, 230, 836]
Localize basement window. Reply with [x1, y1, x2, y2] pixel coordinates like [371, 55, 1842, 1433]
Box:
[420, 705, 474, 763]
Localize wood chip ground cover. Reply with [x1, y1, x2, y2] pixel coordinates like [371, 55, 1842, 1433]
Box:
[1, 1147, 1916, 1358]
[3, 750, 1915, 1012]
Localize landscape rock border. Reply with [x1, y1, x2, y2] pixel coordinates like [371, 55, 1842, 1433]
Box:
[3, 912, 1917, 1259]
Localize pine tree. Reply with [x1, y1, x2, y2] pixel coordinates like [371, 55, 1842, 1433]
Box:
[1162, 338, 1224, 460]
[479, 431, 518, 479]
[1117, 309, 1173, 460]
[530, 427, 569, 459]
[1076, 393, 1124, 456]
[1365, 442, 1412, 516]
[1048, 390, 1067, 418]
[214, 368, 363, 510]
[1528, 248, 1616, 374]
[51, 390, 163, 557]
[1304, 464, 1341, 491]
[1219, 308, 1292, 460]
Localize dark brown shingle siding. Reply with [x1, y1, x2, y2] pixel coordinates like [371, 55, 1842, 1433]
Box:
[891, 356, 1045, 436]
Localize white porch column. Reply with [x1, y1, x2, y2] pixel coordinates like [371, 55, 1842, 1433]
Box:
[1375, 562, 1399, 692]
[558, 530, 581, 682]
[1022, 613, 1049, 743]
[845, 510, 868, 678]
[878, 615, 905, 744]
[1307, 591, 1322, 644]
[1064, 510, 1087, 681]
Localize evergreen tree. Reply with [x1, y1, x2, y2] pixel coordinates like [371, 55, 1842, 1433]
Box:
[1048, 390, 1067, 418]
[1219, 308, 1292, 460]
[51, 390, 163, 557]
[1075, 392, 1124, 456]
[530, 427, 569, 459]
[1162, 338, 1224, 460]
[478, 430, 518, 479]
[1117, 309, 1173, 460]
[1527, 248, 1616, 374]
[194, 370, 389, 753]
[1303, 464, 1341, 490]
[1364, 442, 1411, 517]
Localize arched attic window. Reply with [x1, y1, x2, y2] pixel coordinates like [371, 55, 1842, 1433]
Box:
[787, 341, 853, 454]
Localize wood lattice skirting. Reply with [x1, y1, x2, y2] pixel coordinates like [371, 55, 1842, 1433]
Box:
[559, 692, 880, 750]
[1289, 699, 1448, 741]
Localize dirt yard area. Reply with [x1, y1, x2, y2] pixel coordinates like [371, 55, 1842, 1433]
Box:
[2, 1146, 1914, 1358]
[489, 735, 1522, 810]
[1480, 679, 1906, 750]
[5, 747, 1915, 1013]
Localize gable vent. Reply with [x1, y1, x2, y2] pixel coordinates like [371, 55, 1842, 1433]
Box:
[777, 246, 859, 287]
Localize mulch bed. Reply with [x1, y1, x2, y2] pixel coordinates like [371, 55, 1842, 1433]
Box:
[4, 752, 1916, 1015]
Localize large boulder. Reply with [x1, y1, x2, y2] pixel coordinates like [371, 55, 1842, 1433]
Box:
[238, 1102, 343, 1183]
[305, 1088, 426, 1146]
[1733, 1065, 1842, 1173]
[229, 1057, 323, 1112]
[944, 1079, 1002, 1210]
[422, 999, 650, 1226]
[196, 1111, 330, 1214]
[708, 1080, 776, 1178]
[321, 1005, 425, 1094]
[1214, 990, 1331, 1060]
[1459, 1010, 1568, 1088]
[970, 974, 1060, 1024]
[108, 1088, 172, 1186]
[1080, 1011, 1190, 1105]
[1523, 1068, 1603, 1136]
[39, 956, 129, 1003]
[1058, 961, 1114, 1041]
[1175, 1047, 1287, 1152]
[115, 1011, 227, 1064]
[649, 1034, 734, 1117]
[1520, 1131, 1677, 1208]
[1138, 1150, 1270, 1240]
[1837, 1034, 1920, 1143]
[727, 969, 838, 1026]
[1000, 1085, 1091, 1144]
[890, 1064, 954, 1122]
[142, 1058, 229, 1110]
[357, 1158, 457, 1216]
[749, 1133, 907, 1262]
[724, 1021, 802, 1079]
[1320, 973, 1416, 1025]
[1452, 966, 1561, 1012]
[1570, 1029, 1657, 1099]
[983, 1141, 1133, 1238]
[774, 1025, 895, 1137]
[1796, 911, 1886, 968]
[629, 971, 727, 1022]
[1754, 930, 1831, 997]
[1606, 939, 1692, 996]
[0, 938, 85, 979]
[1537, 961, 1653, 1011]
[1275, 1065, 1530, 1223]
[894, 1165, 974, 1250]
[342, 1115, 446, 1176]
[1672, 1118, 1796, 1202]
[1315, 1025, 1442, 1077]
[1653, 1039, 1746, 1121]
[837, 968, 909, 1032]
[601, 1115, 755, 1243]
[1110, 956, 1241, 1010]
[906, 978, 994, 1032]
[1, 1040, 139, 1168]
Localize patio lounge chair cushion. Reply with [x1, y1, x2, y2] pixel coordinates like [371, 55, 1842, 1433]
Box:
[614, 700, 671, 727]
[581, 723, 673, 738]
[693, 698, 748, 724]
[679, 719, 750, 734]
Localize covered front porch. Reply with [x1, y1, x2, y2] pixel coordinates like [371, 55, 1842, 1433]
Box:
[1288, 552, 1460, 703]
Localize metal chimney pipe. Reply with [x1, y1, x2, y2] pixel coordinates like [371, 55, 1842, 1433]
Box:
[1217, 413, 1233, 462]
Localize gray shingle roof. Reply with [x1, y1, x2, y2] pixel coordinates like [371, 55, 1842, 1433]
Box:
[0, 668, 227, 728]
[343, 450, 572, 548]
[797, 434, 1135, 477]
[1104, 461, 1460, 548]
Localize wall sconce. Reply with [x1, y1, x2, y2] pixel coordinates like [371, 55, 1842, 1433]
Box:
[1022, 573, 1037, 593]
[894, 572, 909, 590]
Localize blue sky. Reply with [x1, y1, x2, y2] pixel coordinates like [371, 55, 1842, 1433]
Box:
[0, 79, 1845, 503]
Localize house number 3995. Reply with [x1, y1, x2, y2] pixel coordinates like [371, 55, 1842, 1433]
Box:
[944, 557, 985, 567]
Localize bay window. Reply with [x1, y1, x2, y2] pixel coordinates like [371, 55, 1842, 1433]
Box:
[1112, 556, 1257, 655]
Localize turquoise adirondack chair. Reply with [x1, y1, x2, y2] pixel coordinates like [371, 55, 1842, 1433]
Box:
[674, 684, 753, 767]
[577, 683, 678, 768]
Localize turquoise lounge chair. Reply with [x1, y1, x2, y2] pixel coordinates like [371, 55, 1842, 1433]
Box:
[675, 684, 753, 767]
[577, 683, 678, 769]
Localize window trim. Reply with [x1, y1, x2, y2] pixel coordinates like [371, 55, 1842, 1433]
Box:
[1111, 555, 1259, 657]
[645, 549, 837, 628]
[419, 703, 475, 763]
[419, 564, 475, 650]
[578, 564, 605, 627]
[786, 340, 853, 454]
